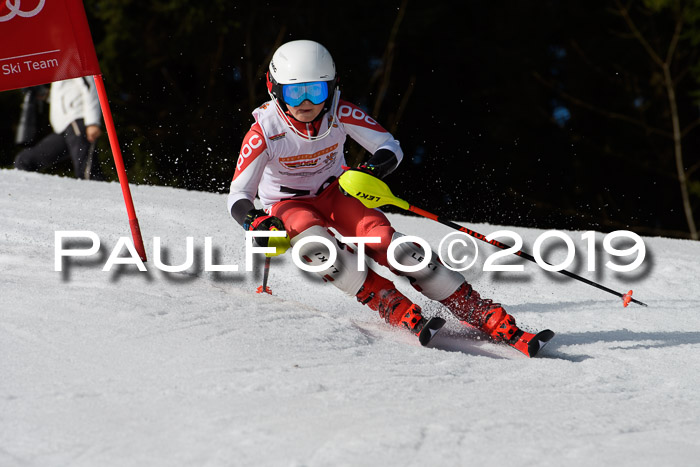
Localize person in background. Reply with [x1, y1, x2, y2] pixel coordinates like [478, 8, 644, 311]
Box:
[14, 77, 104, 180]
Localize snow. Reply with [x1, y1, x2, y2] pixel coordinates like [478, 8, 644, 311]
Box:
[1, 169, 699, 466]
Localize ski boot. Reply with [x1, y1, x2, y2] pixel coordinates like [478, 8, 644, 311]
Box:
[441, 283, 554, 357]
[357, 270, 445, 346]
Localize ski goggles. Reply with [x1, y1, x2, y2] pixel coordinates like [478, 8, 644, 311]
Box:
[281, 81, 329, 107]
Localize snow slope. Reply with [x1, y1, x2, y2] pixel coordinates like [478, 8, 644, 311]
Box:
[1, 169, 699, 467]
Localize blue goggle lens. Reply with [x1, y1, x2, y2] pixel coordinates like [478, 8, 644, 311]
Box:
[281, 81, 329, 106]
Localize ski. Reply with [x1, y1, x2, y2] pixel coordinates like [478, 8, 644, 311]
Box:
[507, 328, 555, 358]
[417, 317, 446, 346]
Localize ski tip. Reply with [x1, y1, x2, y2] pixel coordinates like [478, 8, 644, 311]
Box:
[526, 329, 555, 358]
[418, 317, 446, 346]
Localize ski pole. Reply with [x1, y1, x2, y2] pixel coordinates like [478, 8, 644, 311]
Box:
[338, 170, 648, 308]
[254, 226, 289, 295]
[256, 256, 272, 295]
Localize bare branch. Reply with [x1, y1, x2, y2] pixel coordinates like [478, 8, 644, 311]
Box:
[614, 0, 664, 67]
[388, 74, 416, 134]
[665, 13, 683, 66]
[372, 0, 408, 118]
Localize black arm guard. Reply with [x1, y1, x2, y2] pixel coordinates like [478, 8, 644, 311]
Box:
[360, 148, 399, 179]
[230, 198, 255, 229]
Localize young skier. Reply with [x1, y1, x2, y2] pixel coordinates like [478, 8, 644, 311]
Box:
[228, 40, 551, 356]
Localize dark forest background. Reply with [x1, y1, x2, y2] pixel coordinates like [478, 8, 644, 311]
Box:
[1, 0, 699, 239]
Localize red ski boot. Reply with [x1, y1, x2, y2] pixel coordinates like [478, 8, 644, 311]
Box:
[356, 270, 415, 326]
[440, 283, 554, 357]
[440, 283, 518, 341]
[356, 270, 445, 346]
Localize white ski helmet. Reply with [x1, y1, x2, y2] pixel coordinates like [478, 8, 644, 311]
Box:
[267, 40, 338, 108]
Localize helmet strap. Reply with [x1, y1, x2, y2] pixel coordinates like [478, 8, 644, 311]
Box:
[269, 89, 341, 141]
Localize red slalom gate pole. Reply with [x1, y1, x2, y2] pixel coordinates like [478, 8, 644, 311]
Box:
[93, 74, 147, 261]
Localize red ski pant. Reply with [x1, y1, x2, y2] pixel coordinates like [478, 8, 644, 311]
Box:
[269, 180, 394, 266]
